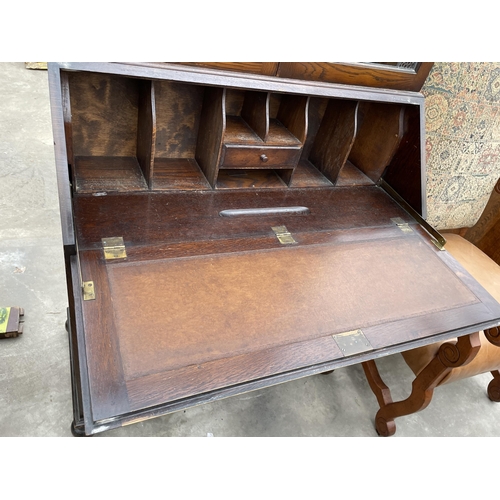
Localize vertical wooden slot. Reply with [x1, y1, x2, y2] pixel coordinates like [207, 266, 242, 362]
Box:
[152, 81, 209, 191]
[348, 101, 405, 183]
[241, 91, 270, 141]
[277, 94, 309, 144]
[275, 94, 309, 185]
[68, 72, 149, 193]
[309, 99, 359, 185]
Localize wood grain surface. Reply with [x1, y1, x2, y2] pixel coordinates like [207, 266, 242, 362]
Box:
[216, 169, 288, 189]
[72, 186, 411, 250]
[289, 160, 333, 188]
[335, 161, 374, 187]
[126, 335, 342, 410]
[154, 81, 204, 159]
[136, 80, 156, 186]
[224, 116, 301, 146]
[152, 158, 211, 190]
[221, 145, 301, 169]
[171, 62, 279, 76]
[241, 91, 270, 141]
[79, 251, 129, 421]
[309, 99, 358, 184]
[60, 71, 74, 167]
[68, 72, 140, 157]
[48, 65, 75, 245]
[74, 156, 148, 193]
[276, 62, 433, 91]
[276, 94, 309, 144]
[348, 101, 405, 182]
[195, 87, 226, 187]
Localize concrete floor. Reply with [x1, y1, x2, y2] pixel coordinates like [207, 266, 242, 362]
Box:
[1, 61, 499, 437]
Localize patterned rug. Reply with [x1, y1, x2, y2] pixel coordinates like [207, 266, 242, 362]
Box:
[422, 62, 500, 230]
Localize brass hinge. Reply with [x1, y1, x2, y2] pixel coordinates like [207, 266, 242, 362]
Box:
[333, 329, 373, 357]
[391, 217, 413, 233]
[102, 237, 127, 260]
[379, 179, 446, 250]
[272, 225, 297, 245]
[82, 281, 95, 301]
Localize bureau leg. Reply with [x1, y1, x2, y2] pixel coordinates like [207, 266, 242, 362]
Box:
[487, 371, 500, 402]
[71, 420, 87, 437]
[363, 332, 481, 436]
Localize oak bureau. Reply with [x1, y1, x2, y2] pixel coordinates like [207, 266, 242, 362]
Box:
[47, 62, 500, 435]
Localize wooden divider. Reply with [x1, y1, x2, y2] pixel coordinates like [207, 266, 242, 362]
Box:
[136, 79, 156, 187]
[309, 99, 359, 184]
[195, 87, 226, 187]
[241, 91, 270, 141]
[65, 73, 407, 193]
[348, 101, 405, 183]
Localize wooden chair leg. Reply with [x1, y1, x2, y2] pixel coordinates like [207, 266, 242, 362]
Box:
[488, 370, 500, 402]
[485, 326, 500, 347]
[483, 329, 500, 402]
[362, 332, 481, 436]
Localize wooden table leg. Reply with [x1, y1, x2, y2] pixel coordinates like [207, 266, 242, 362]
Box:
[362, 332, 481, 436]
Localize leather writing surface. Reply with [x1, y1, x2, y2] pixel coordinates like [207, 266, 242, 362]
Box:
[106, 236, 478, 380]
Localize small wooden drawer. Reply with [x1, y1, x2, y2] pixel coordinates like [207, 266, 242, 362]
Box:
[220, 145, 301, 169]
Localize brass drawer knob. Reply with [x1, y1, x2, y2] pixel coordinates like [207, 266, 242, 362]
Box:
[260, 154, 268, 163]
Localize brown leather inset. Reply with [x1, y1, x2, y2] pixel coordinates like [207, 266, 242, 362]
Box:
[108, 237, 477, 380]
